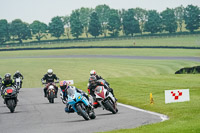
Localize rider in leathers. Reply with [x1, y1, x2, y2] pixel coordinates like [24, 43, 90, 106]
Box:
[89, 70, 110, 87]
[60, 81, 90, 113]
[41, 69, 59, 98]
[88, 76, 116, 108]
[1, 73, 15, 97]
[13, 71, 24, 88]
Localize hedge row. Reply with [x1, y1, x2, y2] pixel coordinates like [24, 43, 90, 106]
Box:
[175, 66, 200, 74]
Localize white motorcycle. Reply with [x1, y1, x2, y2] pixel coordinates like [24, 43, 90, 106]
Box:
[94, 81, 118, 114]
[15, 77, 22, 91]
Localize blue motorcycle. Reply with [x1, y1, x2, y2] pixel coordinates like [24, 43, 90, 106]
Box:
[67, 86, 96, 120]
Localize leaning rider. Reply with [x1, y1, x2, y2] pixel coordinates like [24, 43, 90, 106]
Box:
[88, 76, 117, 108]
[1, 73, 15, 97]
[13, 70, 24, 88]
[89, 70, 110, 88]
[41, 69, 59, 98]
[61, 81, 90, 113]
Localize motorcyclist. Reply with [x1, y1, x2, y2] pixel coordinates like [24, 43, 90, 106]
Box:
[1, 73, 15, 97]
[41, 69, 59, 98]
[89, 70, 110, 87]
[62, 82, 90, 113]
[0, 76, 2, 88]
[13, 70, 24, 88]
[88, 76, 117, 108]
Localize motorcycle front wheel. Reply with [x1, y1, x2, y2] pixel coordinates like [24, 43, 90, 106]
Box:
[76, 104, 90, 120]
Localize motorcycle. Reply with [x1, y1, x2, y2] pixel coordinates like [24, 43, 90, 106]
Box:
[67, 86, 96, 120]
[15, 77, 22, 91]
[3, 87, 18, 113]
[44, 82, 58, 103]
[94, 80, 118, 114]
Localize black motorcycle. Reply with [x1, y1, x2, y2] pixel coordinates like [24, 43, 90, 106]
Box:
[3, 87, 18, 113]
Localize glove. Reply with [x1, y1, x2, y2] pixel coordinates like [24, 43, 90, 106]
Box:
[62, 99, 67, 104]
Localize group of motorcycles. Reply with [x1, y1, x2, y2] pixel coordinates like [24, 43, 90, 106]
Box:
[1, 77, 22, 113]
[44, 80, 118, 121]
[1, 78, 118, 121]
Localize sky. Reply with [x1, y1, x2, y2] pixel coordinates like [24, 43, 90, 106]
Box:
[0, 0, 199, 24]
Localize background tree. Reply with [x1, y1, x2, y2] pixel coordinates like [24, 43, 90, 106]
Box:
[30, 20, 47, 41]
[144, 10, 163, 34]
[79, 7, 93, 38]
[10, 19, 31, 43]
[48, 16, 64, 39]
[134, 8, 147, 34]
[184, 5, 200, 32]
[122, 9, 140, 36]
[107, 9, 121, 37]
[70, 10, 83, 39]
[62, 15, 71, 39]
[95, 4, 110, 37]
[174, 5, 185, 32]
[161, 8, 177, 33]
[0, 19, 9, 44]
[88, 12, 101, 38]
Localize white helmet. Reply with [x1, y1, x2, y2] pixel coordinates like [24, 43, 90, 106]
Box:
[90, 70, 96, 76]
[47, 69, 53, 77]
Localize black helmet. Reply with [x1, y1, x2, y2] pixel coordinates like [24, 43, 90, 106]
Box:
[89, 76, 97, 83]
[5, 73, 11, 80]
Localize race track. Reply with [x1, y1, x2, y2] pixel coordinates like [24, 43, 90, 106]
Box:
[0, 88, 163, 133]
[1, 55, 198, 133]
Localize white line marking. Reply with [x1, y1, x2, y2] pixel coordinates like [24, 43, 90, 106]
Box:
[118, 103, 169, 122]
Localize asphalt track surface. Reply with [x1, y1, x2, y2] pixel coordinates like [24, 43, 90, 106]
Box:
[0, 88, 162, 133]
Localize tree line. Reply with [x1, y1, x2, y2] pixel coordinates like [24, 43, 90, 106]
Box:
[0, 4, 199, 44]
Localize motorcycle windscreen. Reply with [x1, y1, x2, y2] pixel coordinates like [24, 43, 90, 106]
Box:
[95, 86, 105, 99]
[67, 87, 76, 98]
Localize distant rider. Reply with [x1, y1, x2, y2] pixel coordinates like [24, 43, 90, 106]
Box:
[1, 73, 15, 97]
[88, 76, 117, 108]
[41, 69, 59, 98]
[60, 81, 89, 113]
[13, 70, 24, 88]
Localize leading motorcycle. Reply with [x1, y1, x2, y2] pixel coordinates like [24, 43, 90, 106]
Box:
[67, 86, 96, 120]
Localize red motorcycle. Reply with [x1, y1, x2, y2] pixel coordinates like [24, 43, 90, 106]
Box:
[43, 82, 58, 103]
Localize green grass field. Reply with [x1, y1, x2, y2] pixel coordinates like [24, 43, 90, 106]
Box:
[2, 34, 200, 49]
[0, 48, 199, 132]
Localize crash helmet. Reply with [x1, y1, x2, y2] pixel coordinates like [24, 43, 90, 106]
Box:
[5, 73, 11, 80]
[47, 69, 53, 77]
[16, 70, 20, 74]
[89, 76, 97, 84]
[90, 70, 96, 76]
[60, 80, 68, 91]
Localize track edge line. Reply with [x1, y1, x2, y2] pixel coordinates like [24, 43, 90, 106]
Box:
[118, 103, 169, 122]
